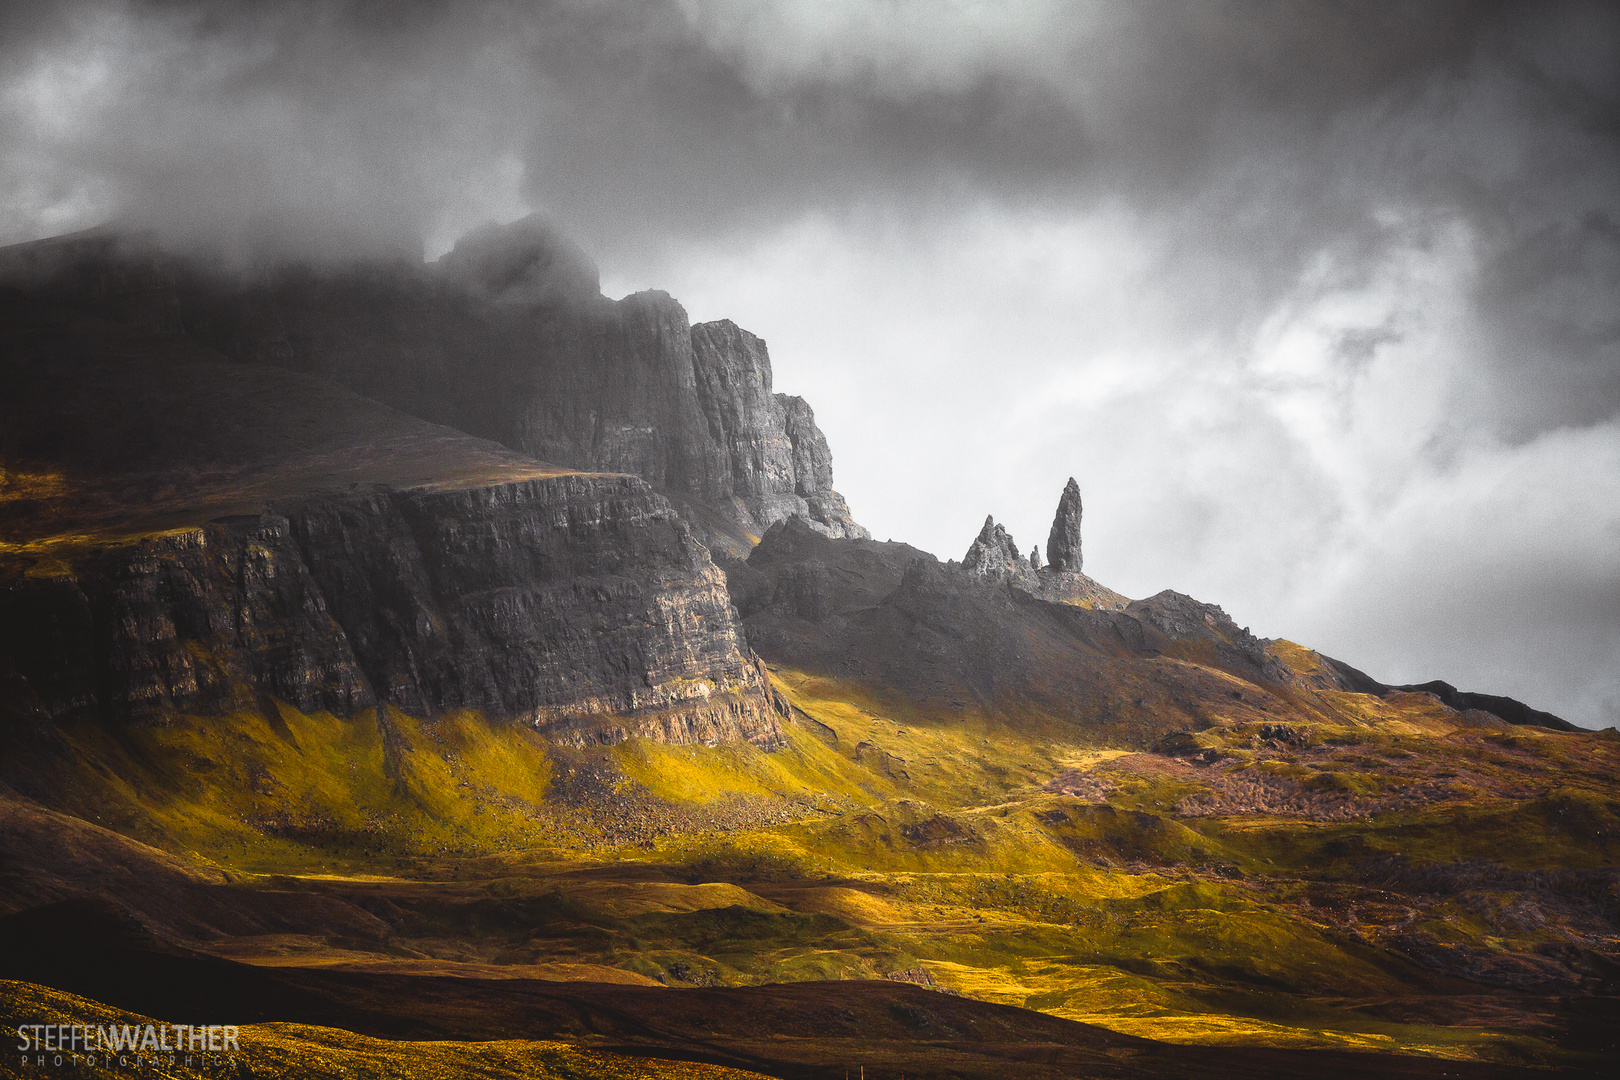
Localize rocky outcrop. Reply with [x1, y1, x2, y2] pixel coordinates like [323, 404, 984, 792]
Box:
[0, 475, 787, 747]
[0, 222, 864, 556]
[1126, 590, 1292, 686]
[963, 516, 1034, 586]
[1046, 477, 1083, 573]
[960, 485, 1127, 611]
[686, 322, 868, 548]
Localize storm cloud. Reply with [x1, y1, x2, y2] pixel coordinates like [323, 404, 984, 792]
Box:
[3, 1, 1617, 725]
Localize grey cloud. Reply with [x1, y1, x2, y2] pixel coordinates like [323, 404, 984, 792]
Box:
[3, 0, 1617, 722]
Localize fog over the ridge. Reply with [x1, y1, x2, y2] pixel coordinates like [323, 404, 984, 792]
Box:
[2, 1, 1617, 727]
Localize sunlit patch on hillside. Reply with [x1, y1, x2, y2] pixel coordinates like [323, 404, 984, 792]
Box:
[1, 665, 1613, 1069]
[0, 980, 772, 1079]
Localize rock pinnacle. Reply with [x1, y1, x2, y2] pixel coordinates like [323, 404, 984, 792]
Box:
[1045, 477, 1082, 573]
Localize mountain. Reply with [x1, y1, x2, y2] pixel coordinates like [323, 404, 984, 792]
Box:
[0, 218, 866, 556]
[0, 284, 782, 747]
[0, 224, 1614, 1079]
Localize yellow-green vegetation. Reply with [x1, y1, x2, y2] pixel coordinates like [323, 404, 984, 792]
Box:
[611, 717, 872, 807]
[38, 704, 562, 871]
[8, 665, 1616, 1070]
[0, 981, 768, 1080]
[766, 669, 1095, 808]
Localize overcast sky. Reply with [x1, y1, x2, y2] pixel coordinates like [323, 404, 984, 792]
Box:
[3, 1, 1617, 727]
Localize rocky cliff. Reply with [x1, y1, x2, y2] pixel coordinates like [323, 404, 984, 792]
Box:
[0, 220, 865, 555]
[0, 295, 784, 746]
[684, 319, 869, 547]
[1, 477, 784, 746]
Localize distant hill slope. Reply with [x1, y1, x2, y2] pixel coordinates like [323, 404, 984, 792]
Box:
[725, 516, 1577, 739]
[1318, 656, 1579, 732]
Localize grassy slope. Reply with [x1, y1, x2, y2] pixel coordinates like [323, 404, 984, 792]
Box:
[0, 980, 768, 1080]
[5, 652, 1615, 1070]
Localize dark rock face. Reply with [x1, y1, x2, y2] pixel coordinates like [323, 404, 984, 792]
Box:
[686, 322, 868, 547]
[0, 476, 786, 747]
[0, 248, 790, 749]
[959, 504, 1127, 611]
[726, 518, 1295, 745]
[690, 319, 797, 504]
[963, 516, 1035, 587]
[0, 226, 864, 556]
[779, 394, 834, 496]
[1046, 477, 1083, 573]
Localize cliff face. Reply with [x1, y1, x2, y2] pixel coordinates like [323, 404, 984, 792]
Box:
[686, 320, 869, 546]
[0, 476, 785, 746]
[0, 293, 785, 747]
[0, 223, 865, 555]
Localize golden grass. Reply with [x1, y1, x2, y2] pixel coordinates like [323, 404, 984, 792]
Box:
[0, 980, 766, 1079]
[44, 702, 560, 870]
[9, 665, 1608, 1068]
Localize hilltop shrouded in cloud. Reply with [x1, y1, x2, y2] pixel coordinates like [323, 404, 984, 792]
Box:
[1, 0, 1616, 725]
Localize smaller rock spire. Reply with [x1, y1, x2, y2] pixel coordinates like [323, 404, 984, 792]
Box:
[1030, 545, 1042, 570]
[963, 515, 1029, 582]
[1045, 477, 1083, 573]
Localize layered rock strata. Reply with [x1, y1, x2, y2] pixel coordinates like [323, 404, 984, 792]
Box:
[0, 478, 785, 748]
[0, 222, 865, 555]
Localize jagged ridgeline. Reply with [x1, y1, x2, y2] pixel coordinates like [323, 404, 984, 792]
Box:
[4, 220, 1616, 1077]
[0, 216, 866, 557]
[0, 221, 834, 743]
